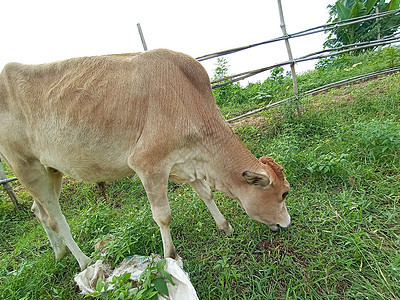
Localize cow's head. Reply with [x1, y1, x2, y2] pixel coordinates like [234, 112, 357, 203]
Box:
[240, 156, 290, 231]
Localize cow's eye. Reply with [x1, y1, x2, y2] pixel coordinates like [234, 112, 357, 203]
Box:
[282, 192, 289, 199]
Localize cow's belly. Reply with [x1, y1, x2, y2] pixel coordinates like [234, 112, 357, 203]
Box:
[63, 162, 134, 182]
[30, 120, 140, 182]
[41, 153, 135, 182]
[37, 141, 135, 182]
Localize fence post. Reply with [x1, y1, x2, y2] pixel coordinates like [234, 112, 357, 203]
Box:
[277, 0, 301, 115]
[137, 23, 148, 51]
[0, 159, 19, 211]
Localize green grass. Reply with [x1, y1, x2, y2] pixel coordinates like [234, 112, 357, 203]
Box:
[214, 46, 400, 118]
[1, 60, 400, 299]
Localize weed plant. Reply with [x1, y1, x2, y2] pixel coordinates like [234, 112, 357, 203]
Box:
[0, 52, 399, 299]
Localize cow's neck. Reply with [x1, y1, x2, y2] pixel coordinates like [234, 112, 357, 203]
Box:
[200, 129, 260, 199]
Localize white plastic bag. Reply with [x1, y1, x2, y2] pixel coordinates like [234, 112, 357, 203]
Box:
[74, 255, 198, 300]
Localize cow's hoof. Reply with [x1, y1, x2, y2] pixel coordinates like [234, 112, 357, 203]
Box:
[219, 222, 233, 235]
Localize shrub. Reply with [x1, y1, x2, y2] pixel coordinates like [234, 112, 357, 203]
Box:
[352, 119, 400, 165]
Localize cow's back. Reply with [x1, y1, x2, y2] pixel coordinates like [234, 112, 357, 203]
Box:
[0, 49, 229, 181]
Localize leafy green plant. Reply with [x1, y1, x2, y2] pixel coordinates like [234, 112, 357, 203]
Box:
[89, 272, 134, 300]
[353, 119, 400, 164]
[380, 45, 400, 67]
[102, 218, 160, 268]
[307, 152, 349, 175]
[212, 57, 230, 81]
[325, 0, 400, 52]
[213, 256, 243, 289]
[87, 258, 174, 300]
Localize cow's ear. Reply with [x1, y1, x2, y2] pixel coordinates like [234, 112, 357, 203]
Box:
[242, 171, 271, 189]
[259, 156, 271, 165]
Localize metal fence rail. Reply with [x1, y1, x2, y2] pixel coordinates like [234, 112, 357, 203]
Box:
[227, 66, 400, 123]
[194, 2, 400, 122]
[0, 159, 19, 210]
[197, 8, 400, 62]
[0, 177, 18, 185]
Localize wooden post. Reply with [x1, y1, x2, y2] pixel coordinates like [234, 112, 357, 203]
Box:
[137, 23, 148, 51]
[277, 0, 300, 115]
[0, 159, 19, 210]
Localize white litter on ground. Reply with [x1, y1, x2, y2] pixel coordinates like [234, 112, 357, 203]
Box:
[74, 255, 198, 300]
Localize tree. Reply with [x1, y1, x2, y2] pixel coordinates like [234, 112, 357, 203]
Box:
[324, 0, 400, 52]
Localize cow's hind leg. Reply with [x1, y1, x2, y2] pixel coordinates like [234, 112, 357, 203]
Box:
[14, 161, 90, 270]
[31, 200, 68, 259]
[190, 179, 233, 234]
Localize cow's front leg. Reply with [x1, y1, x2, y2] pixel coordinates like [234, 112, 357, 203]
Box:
[150, 202, 177, 259]
[137, 172, 178, 259]
[190, 179, 233, 234]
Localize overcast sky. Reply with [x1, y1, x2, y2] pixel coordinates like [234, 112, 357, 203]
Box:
[0, 0, 336, 84]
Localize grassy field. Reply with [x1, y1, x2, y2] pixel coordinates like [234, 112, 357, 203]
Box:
[0, 54, 399, 299]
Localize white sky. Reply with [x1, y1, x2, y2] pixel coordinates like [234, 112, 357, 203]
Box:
[0, 0, 336, 84]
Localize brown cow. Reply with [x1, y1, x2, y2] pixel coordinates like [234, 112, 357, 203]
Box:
[0, 49, 290, 270]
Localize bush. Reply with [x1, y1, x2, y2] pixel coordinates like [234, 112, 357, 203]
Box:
[352, 119, 400, 165]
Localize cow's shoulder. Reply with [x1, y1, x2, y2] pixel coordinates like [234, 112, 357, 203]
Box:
[146, 49, 211, 89]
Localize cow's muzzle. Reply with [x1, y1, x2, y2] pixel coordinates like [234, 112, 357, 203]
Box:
[269, 223, 289, 232]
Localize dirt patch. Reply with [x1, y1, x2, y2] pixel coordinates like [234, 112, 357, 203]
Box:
[255, 237, 296, 259]
[307, 74, 393, 112]
[230, 115, 269, 129]
[255, 237, 311, 269]
[256, 238, 286, 252]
